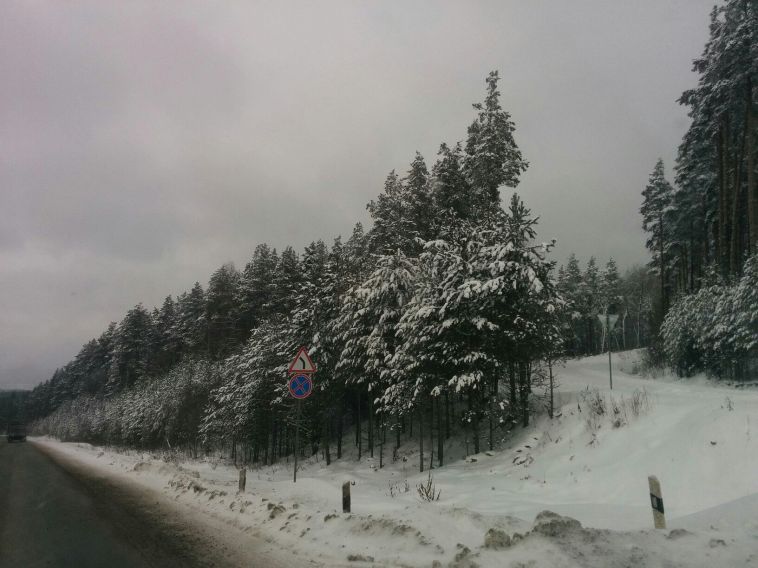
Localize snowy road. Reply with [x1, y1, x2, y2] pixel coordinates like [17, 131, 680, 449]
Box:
[0, 441, 265, 568]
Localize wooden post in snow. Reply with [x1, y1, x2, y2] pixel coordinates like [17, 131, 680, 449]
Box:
[648, 475, 666, 529]
[342, 481, 351, 513]
[238, 467, 246, 493]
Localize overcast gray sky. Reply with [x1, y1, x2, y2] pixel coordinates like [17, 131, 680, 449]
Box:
[1, 1, 714, 389]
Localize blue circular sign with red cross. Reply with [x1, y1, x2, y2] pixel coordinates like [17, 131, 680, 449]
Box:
[288, 374, 313, 399]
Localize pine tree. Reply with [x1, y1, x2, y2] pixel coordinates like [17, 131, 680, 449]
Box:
[239, 244, 279, 333]
[177, 282, 208, 354]
[641, 159, 674, 309]
[464, 70, 529, 209]
[432, 142, 471, 220]
[154, 296, 181, 371]
[206, 263, 241, 358]
[270, 246, 302, 317]
[367, 170, 414, 254]
[107, 304, 155, 392]
[404, 152, 433, 249]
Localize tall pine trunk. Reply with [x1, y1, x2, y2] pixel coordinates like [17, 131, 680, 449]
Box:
[470, 390, 480, 455]
[445, 392, 451, 440]
[748, 94, 757, 255]
[437, 397, 443, 467]
[519, 362, 530, 428]
[419, 398, 424, 473]
[509, 363, 517, 423]
[719, 120, 731, 275]
[357, 391, 362, 460]
[488, 376, 494, 451]
[323, 412, 331, 466]
[368, 393, 374, 458]
[429, 397, 434, 469]
[337, 409, 343, 460]
[730, 107, 748, 274]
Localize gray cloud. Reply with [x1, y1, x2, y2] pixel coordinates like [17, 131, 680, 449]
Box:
[0, 0, 713, 389]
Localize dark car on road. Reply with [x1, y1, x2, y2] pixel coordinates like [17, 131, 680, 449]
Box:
[6, 422, 27, 442]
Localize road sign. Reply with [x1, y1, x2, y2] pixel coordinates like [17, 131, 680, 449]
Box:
[288, 374, 313, 399]
[597, 313, 619, 328]
[288, 346, 317, 374]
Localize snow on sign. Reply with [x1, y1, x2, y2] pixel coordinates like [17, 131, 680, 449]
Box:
[288, 346, 317, 374]
[288, 374, 313, 400]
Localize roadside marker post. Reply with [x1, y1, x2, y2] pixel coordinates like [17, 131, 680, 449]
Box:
[288, 347, 316, 483]
[648, 475, 666, 529]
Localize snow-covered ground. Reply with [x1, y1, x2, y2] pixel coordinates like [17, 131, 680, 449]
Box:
[34, 352, 758, 567]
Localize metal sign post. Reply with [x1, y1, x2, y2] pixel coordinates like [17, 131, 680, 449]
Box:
[287, 347, 316, 483]
[294, 400, 301, 483]
[597, 313, 619, 390]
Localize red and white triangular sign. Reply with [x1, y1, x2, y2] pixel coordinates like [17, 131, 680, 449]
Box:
[288, 346, 316, 374]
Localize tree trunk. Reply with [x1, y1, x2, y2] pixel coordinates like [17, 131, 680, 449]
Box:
[719, 120, 731, 275]
[395, 415, 401, 452]
[748, 94, 757, 255]
[519, 362, 530, 428]
[730, 106, 748, 274]
[419, 399, 424, 473]
[357, 391, 362, 460]
[471, 390, 480, 455]
[508, 363, 517, 423]
[445, 392, 451, 440]
[548, 360, 555, 419]
[437, 397, 443, 467]
[659, 212, 666, 311]
[379, 412, 384, 469]
[429, 396, 434, 469]
[271, 415, 277, 463]
[488, 376, 494, 451]
[324, 413, 331, 466]
[337, 409, 343, 460]
[368, 392, 374, 458]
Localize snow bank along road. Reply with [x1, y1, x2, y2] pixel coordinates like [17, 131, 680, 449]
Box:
[0, 441, 292, 568]
[10, 353, 758, 567]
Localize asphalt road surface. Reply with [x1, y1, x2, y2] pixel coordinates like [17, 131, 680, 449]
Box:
[0, 440, 245, 568]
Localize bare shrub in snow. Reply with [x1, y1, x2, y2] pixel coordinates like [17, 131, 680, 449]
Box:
[387, 479, 409, 498]
[416, 471, 441, 502]
[580, 387, 651, 433]
[579, 387, 606, 433]
[629, 388, 650, 417]
[610, 396, 626, 428]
